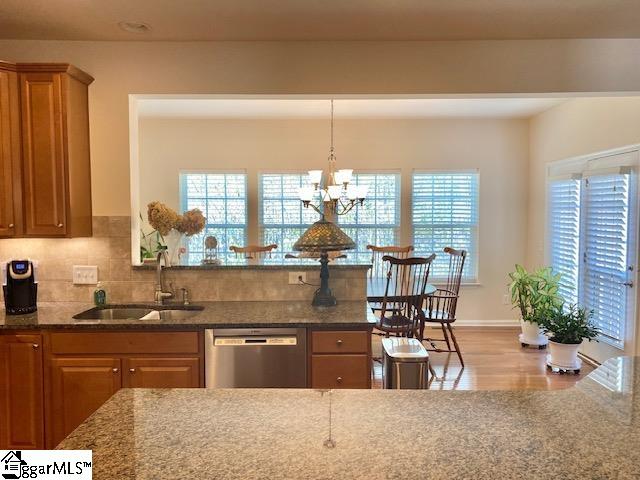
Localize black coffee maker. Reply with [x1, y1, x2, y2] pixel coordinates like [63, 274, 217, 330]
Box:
[3, 260, 38, 315]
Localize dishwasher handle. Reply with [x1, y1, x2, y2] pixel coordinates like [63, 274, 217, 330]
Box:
[214, 336, 298, 346]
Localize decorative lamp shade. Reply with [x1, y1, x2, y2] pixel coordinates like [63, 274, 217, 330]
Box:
[293, 219, 355, 252]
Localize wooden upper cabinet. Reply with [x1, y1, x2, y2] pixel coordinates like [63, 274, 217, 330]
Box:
[0, 63, 21, 237]
[0, 62, 93, 238]
[20, 72, 67, 235]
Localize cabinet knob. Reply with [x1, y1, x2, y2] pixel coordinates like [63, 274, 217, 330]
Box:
[32, 344, 39, 349]
[336, 376, 343, 384]
[8, 224, 14, 228]
[112, 368, 119, 373]
[336, 339, 343, 346]
[129, 368, 136, 373]
[57, 223, 64, 228]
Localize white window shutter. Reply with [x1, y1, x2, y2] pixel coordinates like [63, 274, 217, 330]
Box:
[548, 178, 581, 305]
[180, 173, 248, 265]
[260, 173, 320, 263]
[412, 172, 479, 281]
[338, 173, 401, 266]
[581, 173, 631, 346]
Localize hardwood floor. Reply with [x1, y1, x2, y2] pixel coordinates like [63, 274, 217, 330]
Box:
[371, 327, 594, 390]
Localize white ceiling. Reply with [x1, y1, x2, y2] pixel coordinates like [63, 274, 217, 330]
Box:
[136, 98, 568, 120]
[1, 0, 639, 41]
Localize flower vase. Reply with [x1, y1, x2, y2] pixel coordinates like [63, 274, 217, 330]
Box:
[164, 229, 184, 266]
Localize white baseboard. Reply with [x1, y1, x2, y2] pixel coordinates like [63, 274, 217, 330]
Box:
[424, 319, 520, 328]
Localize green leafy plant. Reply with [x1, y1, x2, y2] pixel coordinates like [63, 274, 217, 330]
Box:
[139, 212, 165, 261]
[538, 304, 600, 345]
[508, 264, 563, 323]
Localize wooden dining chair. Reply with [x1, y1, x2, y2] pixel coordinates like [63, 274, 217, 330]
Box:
[376, 254, 436, 338]
[420, 247, 467, 367]
[229, 244, 278, 260]
[367, 245, 414, 278]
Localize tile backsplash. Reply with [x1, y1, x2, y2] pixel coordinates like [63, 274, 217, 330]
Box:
[0, 217, 366, 304]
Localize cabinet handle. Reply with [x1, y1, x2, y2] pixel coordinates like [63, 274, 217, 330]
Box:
[129, 368, 136, 373]
[32, 344, 39, 349]
[112, 368, 119, 373]
[336, 376, 343, 384]
[8, 224, 14, 228]
[336, 339, 343, 346]
[57, 223, 64, 228]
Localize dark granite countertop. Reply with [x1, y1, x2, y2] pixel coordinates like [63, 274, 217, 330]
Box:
[0, 301, 376, 330]
[133, 263, 372, 271]
[57, 356, 640, 479]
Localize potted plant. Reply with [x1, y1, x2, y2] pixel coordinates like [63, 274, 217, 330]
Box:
[538, 305, 599, 371]
[508, 264, 563, 348]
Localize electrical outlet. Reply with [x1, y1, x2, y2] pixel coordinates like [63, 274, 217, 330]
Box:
[502, 294, 510, 305]
[73, 265, 98, 285]
[288, 272, 307, 285]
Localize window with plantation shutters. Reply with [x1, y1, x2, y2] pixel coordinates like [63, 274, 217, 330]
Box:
[260, 173, 320, 263]
[547, 148, 639, 356]
[337, 173, 401, 265]
[581, 173, 631, 347]
[412, 172, 479, 281]
[548, 177, 581, 306]
[179, 172, 247, 265]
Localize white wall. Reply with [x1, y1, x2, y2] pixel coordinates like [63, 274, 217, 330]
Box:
[139, 116, 530, 323]
[1, 39, 639, 215]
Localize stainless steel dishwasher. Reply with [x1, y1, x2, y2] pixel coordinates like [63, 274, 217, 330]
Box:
[205, 328, 307, 388]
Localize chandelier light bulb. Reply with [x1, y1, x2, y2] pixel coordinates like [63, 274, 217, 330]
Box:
[337, 169, 353, 184]
[308, 170, 323, 186]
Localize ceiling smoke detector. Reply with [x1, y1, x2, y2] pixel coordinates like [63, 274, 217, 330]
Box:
[118, 21, 152, 34]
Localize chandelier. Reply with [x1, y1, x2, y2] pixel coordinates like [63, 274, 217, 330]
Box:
[299, 99, 368, 216]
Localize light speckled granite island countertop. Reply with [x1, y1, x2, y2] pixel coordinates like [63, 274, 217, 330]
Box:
[57, 357, 640, 479]
[0, 301, 376, 329]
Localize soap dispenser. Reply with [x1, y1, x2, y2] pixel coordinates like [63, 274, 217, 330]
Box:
[94, 282, 107, 306]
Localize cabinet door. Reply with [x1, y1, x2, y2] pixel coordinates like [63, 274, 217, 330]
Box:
[19, 72, 67, 236]
[49, 357, 121, 446]
[0, 335, 44, 449]
[123, 357, 200, 388]
[311, 354, 370, 389]
[0, 68, 21, 237]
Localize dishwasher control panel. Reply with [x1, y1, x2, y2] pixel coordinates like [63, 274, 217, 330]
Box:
[214, 336, 298, 346]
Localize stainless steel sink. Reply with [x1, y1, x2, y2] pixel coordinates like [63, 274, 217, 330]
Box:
[73, 305, 204, 321]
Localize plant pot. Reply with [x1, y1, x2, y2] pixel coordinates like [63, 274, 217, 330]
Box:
[519, 319, 548, 346]
[547, 340, 581, 369]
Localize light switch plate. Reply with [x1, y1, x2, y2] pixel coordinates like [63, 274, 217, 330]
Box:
[73, 265, 98, 285]
[288, 272, 307, 285]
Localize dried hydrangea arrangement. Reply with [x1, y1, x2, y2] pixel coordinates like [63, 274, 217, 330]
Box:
[176, 209, 206, 236]
[147, 201, 205, 237]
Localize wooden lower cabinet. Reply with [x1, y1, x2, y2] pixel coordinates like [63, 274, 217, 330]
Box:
[311, 354, 370, 389]
[0, 334, 44, 449]
[45, 330, 203, 447]
[49, 357, 121, 446]
[309, 329, 372, 389]
[123, 357, 200, 388]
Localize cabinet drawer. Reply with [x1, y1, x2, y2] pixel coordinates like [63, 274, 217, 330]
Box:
[49, 331, 200, 355]
[311, 354, 370, 389]
[311, 330, 369, 354]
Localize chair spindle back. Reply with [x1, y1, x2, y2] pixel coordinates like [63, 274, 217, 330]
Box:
[367, 245, 414, 278]
[379, 254, 436, 335]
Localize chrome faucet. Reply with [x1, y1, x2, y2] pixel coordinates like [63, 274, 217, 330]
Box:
[155, 251, 174, 305]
